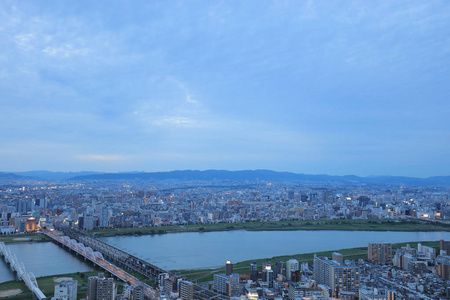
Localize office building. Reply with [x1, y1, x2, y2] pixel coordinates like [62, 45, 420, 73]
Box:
[274, 261, 283, 276]
[250, 262, 258, 281]
[286, 259, 299, 281]
[368, 242, 392, 265]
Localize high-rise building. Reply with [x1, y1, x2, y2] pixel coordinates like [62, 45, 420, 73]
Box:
[386, 290, 398, 300]
[332, 252, 343, 265]
[163, 277, 178, 296]
[226, 260, 233, 276]
[322, 190, 334, 203]
[368, 242, 392, 265]
[97, 277, 114, 300]
[214, 273, 240, 297]
[179, 280, 194, 300]
[131, 285, 144, 300]
[266, 269, 274, 288]
[250, 262, 258, 281]
[214, 274, 228, 295]
[441, 240, 450, 254]
[227, 273, 240, 297]
[54, 280, 77, 300]
[88, 274, 115, 300]
[274, 261, 283, 276]
[286, 259, 299, 281]
[314, 256, 360, 296]
[158, 273, 169, 290]
[418, 243, 436, 259]
[261, 264, 274, 288]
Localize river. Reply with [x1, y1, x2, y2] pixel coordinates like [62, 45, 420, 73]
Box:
[0, 242, 94, 284]
[2, 230, 450, 284]
[100, 230, 450, 270]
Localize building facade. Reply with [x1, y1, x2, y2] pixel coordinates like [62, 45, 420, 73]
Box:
[368, 242, 392, 265]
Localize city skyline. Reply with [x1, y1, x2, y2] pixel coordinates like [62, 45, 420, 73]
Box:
[1, 1, 449, 177]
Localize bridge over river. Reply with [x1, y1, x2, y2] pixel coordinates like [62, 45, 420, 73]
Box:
[46, 228, 227, 300]
[0, 242, 46, 300]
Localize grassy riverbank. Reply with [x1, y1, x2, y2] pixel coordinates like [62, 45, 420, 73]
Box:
[89, 218, 450, 237]
[173, 241, 440, 283]
[0, 270, 105, 299]
[0, 233, 51, 244]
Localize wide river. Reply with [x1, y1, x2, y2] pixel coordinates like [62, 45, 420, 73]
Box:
[0, 242, 94, 284]
[101, 230, 450, 270]
[2, 230, 450, 284]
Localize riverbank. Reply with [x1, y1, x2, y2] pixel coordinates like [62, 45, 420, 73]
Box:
[0, 233, 51, 244]
[89, 218, 450, 237]
[0, 270, 105, 299]
[173, 240, 440, 282]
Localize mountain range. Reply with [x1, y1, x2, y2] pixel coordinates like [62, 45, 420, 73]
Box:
[1, 170, 449, 186]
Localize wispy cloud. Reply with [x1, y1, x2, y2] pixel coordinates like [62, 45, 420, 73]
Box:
[152, 116, 198, 127]
[76, 155, 128, 162]
[43, 44, 90, 58]
[0, 1, 449, 175]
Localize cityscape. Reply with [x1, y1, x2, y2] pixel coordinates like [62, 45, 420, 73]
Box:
[1, 173, 450, 299]
[1, 0, 450, 300]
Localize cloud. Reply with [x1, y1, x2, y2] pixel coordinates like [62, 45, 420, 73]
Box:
[42, 44, 90, 58]
[76, 155, 128, 162]
[152, 116, 200, 127]
[185, 94, 199, 105]
[0, 1, 448, 175]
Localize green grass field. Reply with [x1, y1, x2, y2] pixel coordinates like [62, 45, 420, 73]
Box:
[173, 240, 440, 282]
[0, 270, 109, 299]
[89, 218, 450, 238]
[0, 233, 51, 244]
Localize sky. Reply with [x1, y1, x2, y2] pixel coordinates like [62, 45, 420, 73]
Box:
[0, 0, 449, 177]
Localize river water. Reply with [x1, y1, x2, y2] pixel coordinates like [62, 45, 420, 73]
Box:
[101, 230, 450, 270]
[0, 242, 94, 283]
[2, 230, 450, 283]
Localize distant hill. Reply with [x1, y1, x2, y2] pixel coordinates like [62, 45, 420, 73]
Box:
[12, 171, 106, 180]
[0, 172, 31, 181]
[68, 169, 450, 186]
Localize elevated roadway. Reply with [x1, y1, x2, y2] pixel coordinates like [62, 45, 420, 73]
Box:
[47, 228, 228, 300]
[44, 230, 158, 299]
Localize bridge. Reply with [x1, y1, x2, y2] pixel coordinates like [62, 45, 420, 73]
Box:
[44, 230, 158, 299]
[0, 242, 46, 300]
[54, 227, 168, 280]
[48, 227, 228, 300]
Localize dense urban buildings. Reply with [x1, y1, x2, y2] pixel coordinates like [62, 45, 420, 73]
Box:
[1, 178, 450, 299]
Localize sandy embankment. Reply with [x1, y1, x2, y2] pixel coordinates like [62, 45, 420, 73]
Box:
[0, 288, 22, 297]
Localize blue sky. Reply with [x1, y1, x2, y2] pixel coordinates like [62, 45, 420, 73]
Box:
[0, 0, 449, 176]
